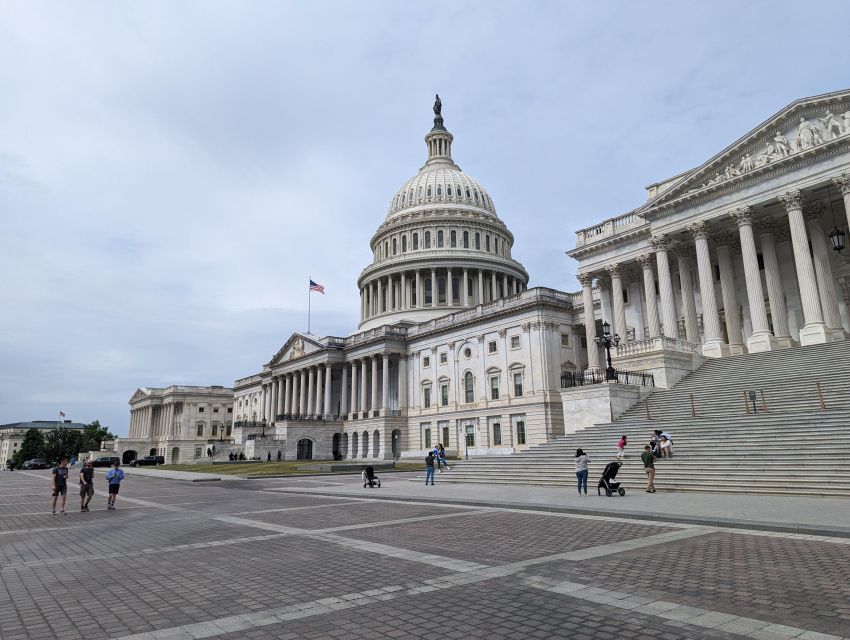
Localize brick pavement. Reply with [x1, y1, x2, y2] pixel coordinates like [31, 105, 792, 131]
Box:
[0, 471, 846, 640]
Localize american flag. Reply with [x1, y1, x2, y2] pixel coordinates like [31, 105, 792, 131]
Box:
[59, 411, 66, 417]
[309, 279, 325, 294]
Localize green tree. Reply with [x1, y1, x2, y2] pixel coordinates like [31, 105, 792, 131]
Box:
[12, 428, 46, 467]
[42, 426, 82, 465]
[78, 419, 116, 453]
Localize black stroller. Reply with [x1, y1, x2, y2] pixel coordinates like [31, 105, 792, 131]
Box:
[362, 466, 381, 488]
[597, 461, 625, 497]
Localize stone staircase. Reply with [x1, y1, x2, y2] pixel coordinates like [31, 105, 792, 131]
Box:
[435, 340, 850, 496]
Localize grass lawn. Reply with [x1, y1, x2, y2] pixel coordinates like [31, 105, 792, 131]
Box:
[158, 461, 424, 477]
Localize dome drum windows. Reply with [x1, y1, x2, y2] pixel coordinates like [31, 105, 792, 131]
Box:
[425, 231, 431, 249]
[447, 185, 453, 197]
[401, 235, 407, 252]
[475, 233, 481, 250]
[450, 230, 457, 248]
[437, 230, 444, 248]
[463, 231, 469, 248]
[436, 185, 442, 197]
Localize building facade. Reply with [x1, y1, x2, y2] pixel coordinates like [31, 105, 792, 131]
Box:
[569, 89, 850, 387]
[0, 420, 86, 469]
[117, 385, 234, 464]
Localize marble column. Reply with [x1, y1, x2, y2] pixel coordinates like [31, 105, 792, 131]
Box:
[578, 272, 600, 369]
[675, 250, 700, 344]
[463, 268, 469, 306]
[779, 190, 828, 345]
[689, 221, 729, 357]
[340, 364, 349, 416]
[491, 272, 498, 301]
[377, 279, 383, 314]
[503, 274, 509, 299]
[371, 356, 379, 413]
[400, 272, 407, 310]
[430, 268, 436, 306]
[306, 368, 315, 415]
[299, 370, 307, 416]
[756, 221, 792, 347]
[447, 268, 454, 307]
[381, 353, 390, 413]
[714, 233, 745, 354]
[477, 270, 484, 305]
[360, 359, 368, 414]
[283, 375, 290, 415]
[636, 254, 661, 338]
[732, 207, 777, 352]
[606, 264, 627, 342]
[324, 365, 332, 416]
[398, 355, 407, 410]
[270, 379, 278, 422]
[277, 376, 285, 415]
[804, 203, 844, 335]
[651, 235, 679, 339]
[415, 271, 421, 308]
[315, 366, 323, 417]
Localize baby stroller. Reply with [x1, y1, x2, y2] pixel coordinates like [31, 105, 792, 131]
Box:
[362, 466, 381, 489]
[597, 461, 625, 497]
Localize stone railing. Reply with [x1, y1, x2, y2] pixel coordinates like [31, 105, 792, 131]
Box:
[614, 336, 702, 357]
[575, 210, 647, 247]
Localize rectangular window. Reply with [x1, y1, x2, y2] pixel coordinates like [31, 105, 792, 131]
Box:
[213, 407, 219, 413]
[441, 424, 450, 447]
[423, 356, 430, 368]
[194, 447, 202, 459]
[196, 424, 204, 437]
[516, 420, 526, 445]
[226, 424, 232, 436]
[513, 372, 523, 397]
[493, 422, 502, 445]
[423, 387, 431, 409]
[227, 407, 233, 413]
[622, 288, 629, 304]
[211, 424, 218, 436]
[560, 333, 570, 347]
[490, 376, 500, 400]
[440, 352, 447, 364]
[424, 427, 432, 449]
[198, 406, 205, 413]
[440, 384, 449, 406]
[488, 341, 497, 353]
[510, 336, 520, 349]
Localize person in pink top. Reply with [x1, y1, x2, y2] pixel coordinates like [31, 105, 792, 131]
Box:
[616, 435, 627, 460]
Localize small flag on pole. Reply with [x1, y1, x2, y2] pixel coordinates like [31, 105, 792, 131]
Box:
[309, 280, 325, 294]
[59, 411, 66, 417]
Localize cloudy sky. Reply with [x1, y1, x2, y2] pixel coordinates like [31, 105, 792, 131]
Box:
[1, 1, 848, 435]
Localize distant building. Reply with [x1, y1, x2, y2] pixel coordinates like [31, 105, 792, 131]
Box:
[115, 385, 234, 464]
[0, 420, 86, 469]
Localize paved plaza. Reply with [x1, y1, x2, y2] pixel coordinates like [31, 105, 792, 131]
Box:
[1, 471, 848, 640]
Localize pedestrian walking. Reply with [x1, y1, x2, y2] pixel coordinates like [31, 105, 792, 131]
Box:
[425, 452, 436, 485]
[277, 450, 282, 462]
[574, 448, 590, 496]
[51, 457, 70, 515]
[641, 445, 656, 493]
[438, 444, 450, 471]
[105, 461, 125, 510]
[79, 460, 95, 512]
[267, 451, 271, 462]
[616, 435, 628, 460]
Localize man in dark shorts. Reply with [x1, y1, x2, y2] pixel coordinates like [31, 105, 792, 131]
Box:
[51, 457, 70, 515]
[105, 461, 125, 510]
[79, 460, 95, 512]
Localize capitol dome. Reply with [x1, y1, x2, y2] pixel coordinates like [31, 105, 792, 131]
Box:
[357, 96, 529, 330]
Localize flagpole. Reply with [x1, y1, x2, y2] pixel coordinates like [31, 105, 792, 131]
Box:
[307, 276, 311, 335]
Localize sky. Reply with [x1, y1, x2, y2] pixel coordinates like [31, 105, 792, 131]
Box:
[1, 1, 848, 435]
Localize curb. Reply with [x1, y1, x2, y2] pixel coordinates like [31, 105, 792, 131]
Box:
[274, 489, 850, 539]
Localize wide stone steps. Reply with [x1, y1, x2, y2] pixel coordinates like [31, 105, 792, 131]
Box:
[445, 341, 850, 496]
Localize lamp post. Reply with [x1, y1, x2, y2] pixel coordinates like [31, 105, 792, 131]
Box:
[594, 320, 621, 382]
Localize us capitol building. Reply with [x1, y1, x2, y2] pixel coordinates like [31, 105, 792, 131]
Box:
[119, 90, 850, 464]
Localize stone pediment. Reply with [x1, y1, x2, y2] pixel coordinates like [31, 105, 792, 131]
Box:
[129, 388, 149, 404]
[642, 89, 850, 213]
[267, 333, 324, 366]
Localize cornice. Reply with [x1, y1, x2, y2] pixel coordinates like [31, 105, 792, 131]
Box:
[566, 226, 652, 260]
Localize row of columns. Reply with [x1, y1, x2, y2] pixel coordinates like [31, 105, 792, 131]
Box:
[129, 404, 179, 439]
[360, 268, 525, 321]
[258, 354, 409, 422]
[580, 177, 850, 357]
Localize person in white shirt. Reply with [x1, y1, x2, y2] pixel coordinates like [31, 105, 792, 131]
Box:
[574, 448, 591, 496]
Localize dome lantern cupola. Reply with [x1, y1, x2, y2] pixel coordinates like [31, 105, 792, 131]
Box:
[424, 94, 456, 168]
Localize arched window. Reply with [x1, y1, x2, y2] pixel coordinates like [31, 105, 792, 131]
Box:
[425, 231, 431, 249]
[466, 188, 471, 199]
[437, 230, 444, 248]
[450, 230, 457, 247]
[447, 185, 453, 197]
[464, 372, 474, 403]
[384, 241, 389, 258]
[474, 190, 479, 203]
[486, 235, 491, 252]
[494, 237, 499, 254]
[402, 236, 407, 252]
[475, 233, 481, 250]
[413, 232, 419, 250]
[392, 238, 397, 255]
[417, 186, 422, 200]
[427, 186, 432, 198]
[437, 185, 442, 197]
[463, 231, 469, 248]
[401, 192, 405, 204]
[409, 189, 413, 202]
